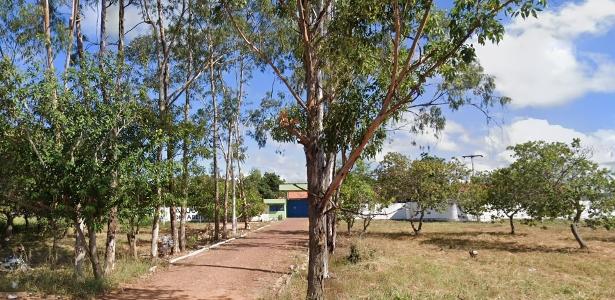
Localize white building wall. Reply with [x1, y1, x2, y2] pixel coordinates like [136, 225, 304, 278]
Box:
[160, 207, 202, 222]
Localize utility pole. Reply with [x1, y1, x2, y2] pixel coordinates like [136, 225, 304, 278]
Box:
[462, 154, 483, 175]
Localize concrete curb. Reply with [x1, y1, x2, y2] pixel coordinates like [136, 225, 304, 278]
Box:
[169, 224, 272, 264]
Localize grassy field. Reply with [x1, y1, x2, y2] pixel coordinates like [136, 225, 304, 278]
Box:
[276, 220, 615, 300]
[0, 220, 265, 298]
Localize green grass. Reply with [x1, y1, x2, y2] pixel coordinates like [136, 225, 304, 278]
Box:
[276, 220, 615, 300]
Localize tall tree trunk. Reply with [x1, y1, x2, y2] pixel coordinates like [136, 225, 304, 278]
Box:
[87, 220, 103, 280]
[362, 217, 371, 233]
[179, 0, 193, 252]
[239, 172, 249, 229]
[326, 210, 336, 254]
[104, 207, 117, 275]
[509, 214, 515, 235]
[223, 122, 232, 237]
[127, 232, 137, 259]
[346, 218, 354, 234]
[24, 213, 29, 229]
[127, 215, 138, 259]
[41, 0, 54, 73]
[49, 217, 58, 265]
[170, 205, 179, 254]
[231, 141, 237, 235]
[169, 143, 179, 254]
[74, 212, 87, 277]
[230, 58, 244, 236]
[63, 0, 77, 73]
[100, 0, 119, 276]
[209, 51, 220, 241]
[3, 212, 13, 246]
[305, 143, 335, 299]
[150, 0, 169, 258]
[151, 205, 161, 258]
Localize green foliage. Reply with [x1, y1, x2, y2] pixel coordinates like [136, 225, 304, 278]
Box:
[456, 171, 490, 220]
[377, 153, 463, 218]
[239, 0, 546, 162]
[487, 167, 528, 219]
[347, 244, 361, 264]
[507, 139, 615, 226]
[407, 154, 463, 215]
[339, 160, 389, 231]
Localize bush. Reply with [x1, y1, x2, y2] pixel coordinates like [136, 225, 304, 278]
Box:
[347, 244, 361, 264]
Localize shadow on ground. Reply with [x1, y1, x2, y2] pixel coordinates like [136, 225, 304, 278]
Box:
[103, 288, 192, 300]
[171, 262, 287, 275]
[420, 237, 578, 253]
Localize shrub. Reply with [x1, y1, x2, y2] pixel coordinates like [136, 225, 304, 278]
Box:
[347, 244, 361, 264]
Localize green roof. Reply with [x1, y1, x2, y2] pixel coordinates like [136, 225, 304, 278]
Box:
[279, 183, 308, 191]
[264, 198, 286, 204]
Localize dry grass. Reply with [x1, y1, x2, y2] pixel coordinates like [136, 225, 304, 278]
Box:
[276, 220, 615, 300]
[0, 220, 268, 298]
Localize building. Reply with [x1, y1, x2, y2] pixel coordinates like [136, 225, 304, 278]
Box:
[260, 183, 309, 220]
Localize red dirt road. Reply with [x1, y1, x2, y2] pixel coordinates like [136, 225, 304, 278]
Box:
[104, 218, 308, 300]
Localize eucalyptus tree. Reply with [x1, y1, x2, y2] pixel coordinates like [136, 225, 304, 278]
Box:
[135, 0, 229, 255]
[226, 0, 546, 297]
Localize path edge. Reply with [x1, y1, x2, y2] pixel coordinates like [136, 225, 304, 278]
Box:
[169, 223, 272, 264]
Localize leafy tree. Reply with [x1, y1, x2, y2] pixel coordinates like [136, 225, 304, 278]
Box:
[339, 161, 388, 234]
[376, 152, 412, 202]
[405, 154, 462, 234]
[240, 172, 267, 222]
[457, 171, 490, 221]
[508, 139, 615, 248]
[260, 172, 285, 199]
[226, 0, 546, 295]
[487, 167, 529, 234]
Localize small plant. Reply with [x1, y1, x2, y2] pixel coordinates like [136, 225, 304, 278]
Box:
[277, 214, 283, 221]
[347, 244, 361, 264]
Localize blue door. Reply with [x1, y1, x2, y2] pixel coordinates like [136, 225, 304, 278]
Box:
[287, 199, 309, 218]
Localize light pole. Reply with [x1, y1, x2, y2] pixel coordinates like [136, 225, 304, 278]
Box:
[462, 154, 483, 175]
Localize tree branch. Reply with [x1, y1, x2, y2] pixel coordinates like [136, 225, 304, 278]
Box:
[223, 4, 307, 111]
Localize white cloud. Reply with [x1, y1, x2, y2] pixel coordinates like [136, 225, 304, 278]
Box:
[484, 118, 615, 169]
[376, 120, 471, 161]
[82, 3, 148, 44]
[475, 0, 615, 108]
[242, 140, 307, 182]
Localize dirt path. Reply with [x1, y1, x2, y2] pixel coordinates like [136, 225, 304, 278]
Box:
[104, 218, 308, 300]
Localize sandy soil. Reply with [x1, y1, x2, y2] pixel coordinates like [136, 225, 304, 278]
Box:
[103, 218, 308, 300]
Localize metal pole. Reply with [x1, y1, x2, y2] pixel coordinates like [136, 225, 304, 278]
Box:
[462, 154, 483, 176]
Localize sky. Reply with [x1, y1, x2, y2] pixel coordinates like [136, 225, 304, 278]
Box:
[78, 0, 615, 182]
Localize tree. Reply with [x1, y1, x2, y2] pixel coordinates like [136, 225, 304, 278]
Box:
[487, 167, 528, 234]
[406, 154, 462, 234]
[339, 161, 388, 234]
[376, 152, 412, 202]
[457, 171, 490, 221]
[508, 139, 615, 248]
[260, 172, 284, 199]
[226, 0, 546, 293]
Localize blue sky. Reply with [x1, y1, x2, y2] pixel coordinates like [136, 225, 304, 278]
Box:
[77, 0, 615, 182]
